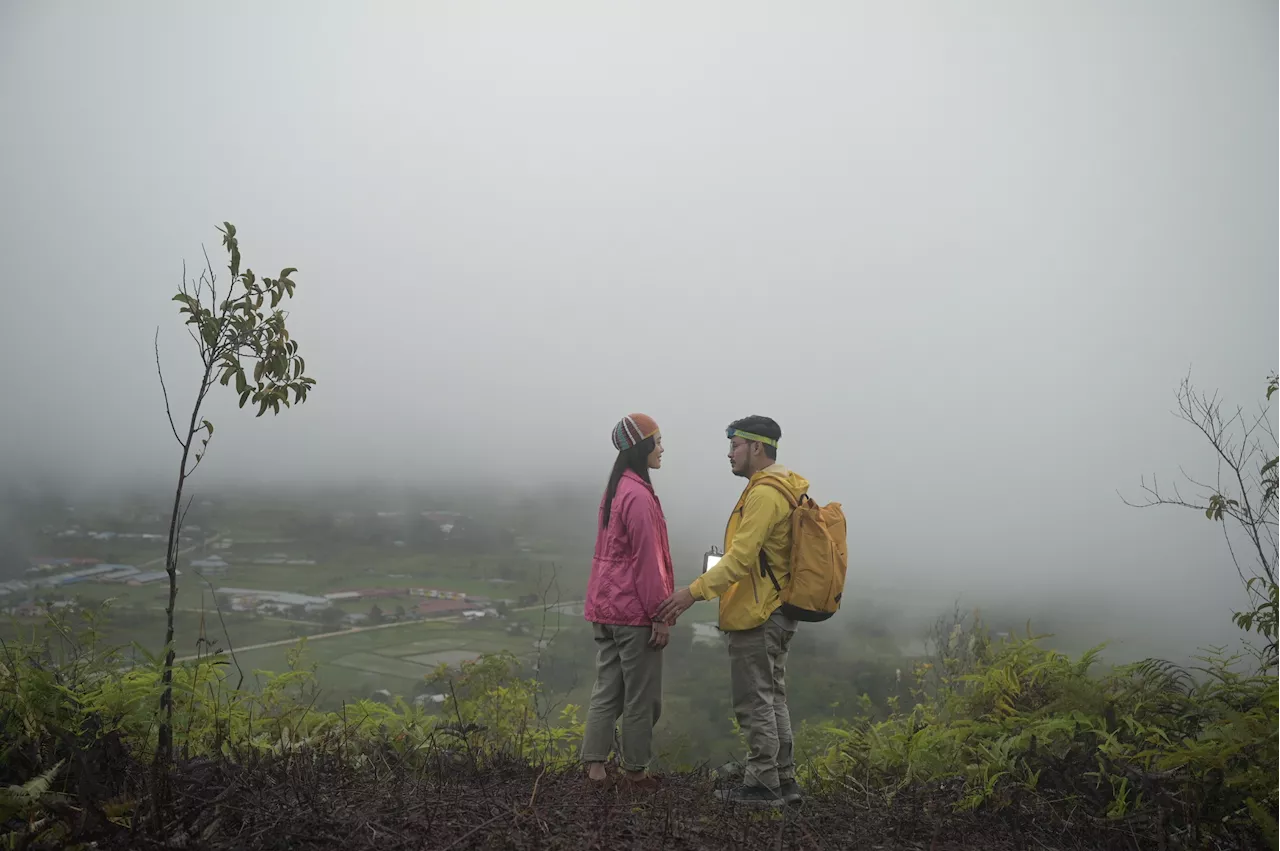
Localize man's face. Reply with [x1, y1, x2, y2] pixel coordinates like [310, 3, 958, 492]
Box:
[728, 438, 753, 478]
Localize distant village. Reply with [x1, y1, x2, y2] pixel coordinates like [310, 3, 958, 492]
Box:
[0, 558, 174, 614]
[2, 524, 539, 626]
[1, 503, 551, 630]
[216, 582, 509, 627]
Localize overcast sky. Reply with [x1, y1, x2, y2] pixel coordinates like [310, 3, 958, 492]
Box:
[1, 1, 1275, 651]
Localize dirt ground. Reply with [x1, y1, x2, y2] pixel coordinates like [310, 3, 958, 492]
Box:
[48, 750, 1192, 851]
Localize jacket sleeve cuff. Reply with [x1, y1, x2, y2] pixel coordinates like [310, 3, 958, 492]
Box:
[689, 577, 711, 601]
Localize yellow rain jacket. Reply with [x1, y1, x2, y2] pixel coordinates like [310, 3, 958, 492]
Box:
[689, 465, 810, 631]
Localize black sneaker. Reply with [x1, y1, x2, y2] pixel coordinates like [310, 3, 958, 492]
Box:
[779, 779, 803, 805]
[714, 783, 784, 806]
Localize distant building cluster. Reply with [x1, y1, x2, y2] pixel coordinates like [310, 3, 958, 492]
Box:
[45, 523, 202, 543]
[414, 598, 473, 616]
[462, 608, 501, 620]
[206, 583, 503, 624]
[189, 555, 229, 575]
[28, 557, 100, 569]
[215, 588, 331, 613]
[8, 538, 517, 631]
[366, 509, 468, 539]
[244, 553, 317, 566]
[410, 587, 468, 600]
[1, 555, 184, 617]
[421, 511, 463, 535]
[0, 579, 31, 598]
[9, 559, 175, 595]
[335, 588, 408, 600]
[55, 530, 168, 542]
[2, 599, 79, 619]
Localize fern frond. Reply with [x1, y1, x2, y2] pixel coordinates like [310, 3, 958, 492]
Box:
[0, 760, 65, 821]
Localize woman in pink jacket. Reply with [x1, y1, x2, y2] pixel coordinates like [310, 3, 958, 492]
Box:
[581, 413, 674, 791]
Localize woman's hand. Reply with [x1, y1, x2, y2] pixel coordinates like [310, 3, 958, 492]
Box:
[649, 621, 670, 649]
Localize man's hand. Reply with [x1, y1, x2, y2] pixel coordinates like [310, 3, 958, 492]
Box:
[655, 587, 696, 625]
[649, 621, 670, 649]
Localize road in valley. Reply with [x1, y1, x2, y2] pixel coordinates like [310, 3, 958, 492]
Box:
[173, 600, 581, 663]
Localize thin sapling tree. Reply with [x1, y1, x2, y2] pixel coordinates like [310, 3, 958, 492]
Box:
[153, 222, 316, 771]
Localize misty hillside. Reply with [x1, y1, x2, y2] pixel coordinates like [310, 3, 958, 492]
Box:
[1, 1, 1277, 850]
[0, 1, 1274, 648]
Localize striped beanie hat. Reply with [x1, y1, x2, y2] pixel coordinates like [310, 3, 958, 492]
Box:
[611, 413, 660, 451]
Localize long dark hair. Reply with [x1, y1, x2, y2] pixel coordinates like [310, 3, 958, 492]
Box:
[600, 437, 655, 529]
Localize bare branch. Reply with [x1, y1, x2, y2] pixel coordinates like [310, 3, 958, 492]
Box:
[530, 562, 566, 727]
[1119, 473, 1212, 513]
[1176, 465, 1217, 498]
[184, 447, 209, 479]
[1220, 517, 1252, 593]
[176, 492, 196, 540]
[202, 244, 217, 316]
[183, 373, 219, 479]
[1258, 402, 1277, 445]
[154, 328, 183, 448]
[1122, 371, 1278, 595]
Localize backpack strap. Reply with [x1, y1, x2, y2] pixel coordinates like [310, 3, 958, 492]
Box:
[759, 549, 782, 592]
[746, 477, 805, 592]
[749, 476, 802, 510]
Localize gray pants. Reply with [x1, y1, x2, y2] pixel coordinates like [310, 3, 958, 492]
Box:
[580, 623, 663, 772]
[726, 611, 797, 791]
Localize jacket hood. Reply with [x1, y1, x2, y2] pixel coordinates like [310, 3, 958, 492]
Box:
[754, 464, 809, 501]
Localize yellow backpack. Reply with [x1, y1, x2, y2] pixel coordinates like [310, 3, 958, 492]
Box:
[751, 478, 848, 622]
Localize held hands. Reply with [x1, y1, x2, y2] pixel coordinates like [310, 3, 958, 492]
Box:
[649, 620, 670, 649]
[655, 587, 696, 625]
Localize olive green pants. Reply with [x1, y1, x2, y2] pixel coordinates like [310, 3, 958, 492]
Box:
[580, 623, 663, 772]
[725, 611, 798, 791]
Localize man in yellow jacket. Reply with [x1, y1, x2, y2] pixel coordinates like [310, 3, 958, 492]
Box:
[656, 415, 807, 806]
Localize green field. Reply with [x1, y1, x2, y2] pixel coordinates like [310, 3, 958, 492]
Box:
[180, 547, 553, 599]
[12, 517, 596, 710]
[219, 616, 552, 706]
[0, 607, 303, 661]
[3, 605, 565, 709]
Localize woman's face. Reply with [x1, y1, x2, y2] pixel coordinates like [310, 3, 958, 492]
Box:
[647, 433, 664, 469]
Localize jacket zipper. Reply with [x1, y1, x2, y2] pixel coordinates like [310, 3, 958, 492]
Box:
[729, 498, 758, 604]
[725, 484, 759, 605]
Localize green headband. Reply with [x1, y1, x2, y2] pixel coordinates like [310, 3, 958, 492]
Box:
[727, 428, 778, 447]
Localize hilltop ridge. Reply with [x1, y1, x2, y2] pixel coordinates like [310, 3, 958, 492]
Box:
[23, 749, 1138, 851]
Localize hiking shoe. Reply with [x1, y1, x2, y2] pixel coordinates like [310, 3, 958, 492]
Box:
[714, 783, 784, 806]
[779, 779, 804, 805]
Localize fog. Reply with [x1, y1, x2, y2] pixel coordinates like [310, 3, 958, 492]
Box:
[0, 1, 1275, 657]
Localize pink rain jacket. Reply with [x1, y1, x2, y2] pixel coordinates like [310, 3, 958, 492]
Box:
[584, 470, 675, 626]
